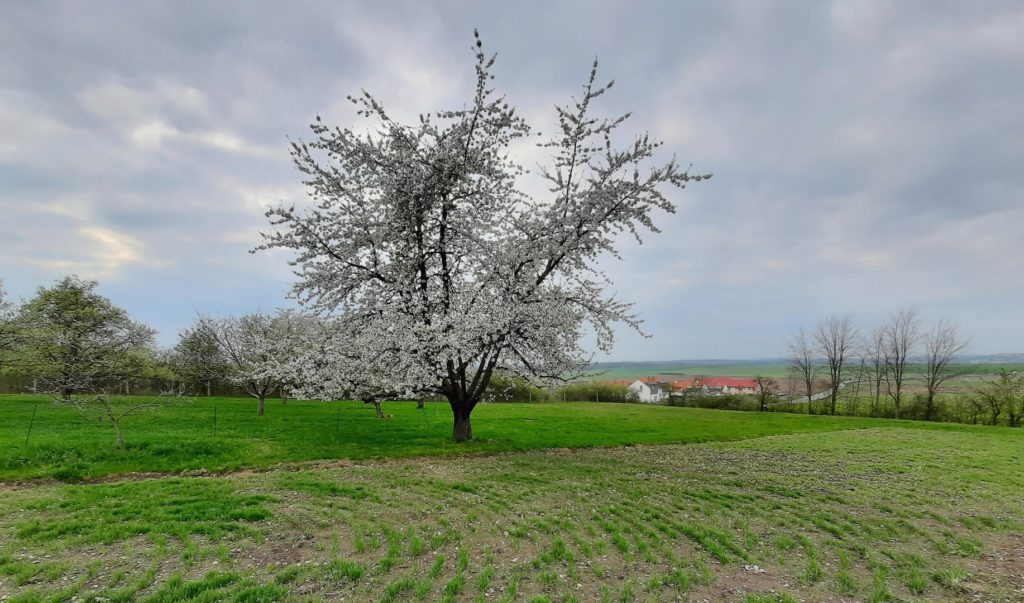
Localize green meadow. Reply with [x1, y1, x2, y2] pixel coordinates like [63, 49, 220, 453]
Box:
[0, 394, 1005, 481]
[1, 395, 1022, 602]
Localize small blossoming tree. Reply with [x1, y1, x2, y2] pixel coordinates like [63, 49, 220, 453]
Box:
[259, 32, 709, 440]
[197, 311, 301, 416]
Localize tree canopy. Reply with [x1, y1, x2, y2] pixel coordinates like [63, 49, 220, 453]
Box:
[258, 32, 709, 440]
[12, 276, 155, 399]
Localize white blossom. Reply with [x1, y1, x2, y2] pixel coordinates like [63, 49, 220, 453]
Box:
[257, 33, 709, 439]
[198, 311, 298, 416]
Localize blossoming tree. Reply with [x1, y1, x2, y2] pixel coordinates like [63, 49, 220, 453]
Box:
[276, 317, 433, 418]
[258, 33, 709, 440]
[197, 311, 300, 416]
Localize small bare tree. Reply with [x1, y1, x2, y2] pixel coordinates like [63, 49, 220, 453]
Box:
[848, 357, 866, 417]
[864, 327, 886, 416]
[788, 328, 817, 413]
[921, 318, 968, 421]
[814, 314, 859, 416]
[754, 375, 779, 412]
[66, 392, 181, 449]
[881, 308, 921, 419]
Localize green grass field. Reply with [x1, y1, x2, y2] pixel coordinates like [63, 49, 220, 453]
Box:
[1, 395, 1022, 602]
[0, 394, 1005, 481]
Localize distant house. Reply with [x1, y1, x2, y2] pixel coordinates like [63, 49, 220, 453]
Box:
[668, 376, 758, 396]
[628, 379, 671, 403]
[700, 377, 758, 395]
[669, 378, 699, 391]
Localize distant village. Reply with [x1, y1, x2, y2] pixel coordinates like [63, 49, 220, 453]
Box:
[613, 376, 759, 404]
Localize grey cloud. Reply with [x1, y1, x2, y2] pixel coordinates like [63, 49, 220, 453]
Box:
[1, 1, 1021, 355]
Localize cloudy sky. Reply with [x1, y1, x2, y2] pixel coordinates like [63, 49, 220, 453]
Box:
[2, 1, 1022, 360]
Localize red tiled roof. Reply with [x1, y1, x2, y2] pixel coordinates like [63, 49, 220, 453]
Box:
[603, 376, 758, 390]
[700, 377, 757, 389]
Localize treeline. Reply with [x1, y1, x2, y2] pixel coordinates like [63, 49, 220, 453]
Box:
[2, 277, 1019, 428]
[0, 276, 283, 403]
[665, 378, 1023, 427]
[775, 309, 1022, 426]
[0, 276, 631, 411]
[487, 376, 631, 403]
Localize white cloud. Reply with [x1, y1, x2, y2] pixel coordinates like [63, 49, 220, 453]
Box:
[0, 210, 165, 280]
[130, 120, 180, 148]
[128, 120, 277, 156]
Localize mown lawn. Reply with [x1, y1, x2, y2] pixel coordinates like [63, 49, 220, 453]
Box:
[0, 394, 1008, 481]
[0, 424, 1022, 602]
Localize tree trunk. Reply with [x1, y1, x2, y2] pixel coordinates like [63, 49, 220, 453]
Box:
[416, 399, 425, 409]
[104, 400, 126, 449]
[206, 381, 212, 397]
[373, 400, 383, 418]
[257, 395, 266, 416]
[114, 423, 126, 450]
[281, 388, 289, 405]
[452, 409, 472, 442]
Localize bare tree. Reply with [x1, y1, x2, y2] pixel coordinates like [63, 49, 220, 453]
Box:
[788, 328, 817, 413]
[848, 357, 866, 417]
[920, 318, 968, 421]
[864, 327, 886, 417]
[754, 375, 779, 412]
[880, 308, 921, 419]
[814, 314, 858, 415]
[67, 392, 181, 449]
